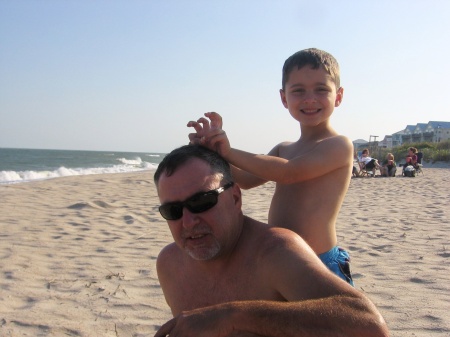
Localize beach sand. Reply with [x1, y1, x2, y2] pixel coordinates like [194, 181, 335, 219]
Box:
[0, 166, 449, 336]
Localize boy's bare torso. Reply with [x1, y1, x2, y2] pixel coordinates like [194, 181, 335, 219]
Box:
[268, 136, 352, 254]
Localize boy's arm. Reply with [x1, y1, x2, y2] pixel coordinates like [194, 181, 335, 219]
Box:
[210, 133, 353, 184]
[230, 164, 267, 189]
[188, 112, 353, 184]
[188, 112, 272, 189]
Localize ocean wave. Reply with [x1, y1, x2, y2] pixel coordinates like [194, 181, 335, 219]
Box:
[0, 163, 158, 185]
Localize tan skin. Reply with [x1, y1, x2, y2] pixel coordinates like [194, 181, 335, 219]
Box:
[188, 66, 354, 254]
[155, 158, 388, 337]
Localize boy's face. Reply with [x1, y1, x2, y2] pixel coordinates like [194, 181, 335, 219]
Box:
[279, 66, 343, 127]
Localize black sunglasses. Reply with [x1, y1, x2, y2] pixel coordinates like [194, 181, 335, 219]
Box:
[159, 182, 234, 220]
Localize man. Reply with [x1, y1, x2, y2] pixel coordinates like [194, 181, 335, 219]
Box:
[154, 145, 388, 337]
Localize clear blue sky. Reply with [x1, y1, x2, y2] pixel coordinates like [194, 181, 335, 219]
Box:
[1, 0, 449, 153]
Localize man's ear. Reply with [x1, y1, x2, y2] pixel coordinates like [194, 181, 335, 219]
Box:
[232, 183, 242, 209]
[335, 87, 344, 107]
[279, 89, 288, 109]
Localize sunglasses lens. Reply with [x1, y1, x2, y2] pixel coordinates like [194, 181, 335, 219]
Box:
[159, 204, 183, 220]
[186, 192, 218, 213]
[158, 184, 232, 220]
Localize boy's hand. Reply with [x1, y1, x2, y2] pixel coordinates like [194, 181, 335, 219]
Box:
[187, 112, 223, 143]
[204, 111, 223, 130]
[187, 112, 231, 157]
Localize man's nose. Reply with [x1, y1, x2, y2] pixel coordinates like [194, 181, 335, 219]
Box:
[181, 207, 199, 229]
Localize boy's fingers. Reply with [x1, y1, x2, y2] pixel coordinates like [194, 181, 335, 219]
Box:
[205, 129, 225, 139]
[196, 117, 211, 133]
[205, 112, 223, 130]
[188, 133, 202, 144]
[187, 121, 204, 134]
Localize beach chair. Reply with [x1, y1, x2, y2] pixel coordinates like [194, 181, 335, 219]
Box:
[355, 152, 376, 177]
[415, 152, 424, 175]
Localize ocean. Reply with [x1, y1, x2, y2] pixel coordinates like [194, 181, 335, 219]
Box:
[0, 148, 166, 185]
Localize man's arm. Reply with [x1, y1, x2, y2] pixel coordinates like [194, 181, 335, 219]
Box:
[155, 229, 389, 337]
[155, 298, 388, 337]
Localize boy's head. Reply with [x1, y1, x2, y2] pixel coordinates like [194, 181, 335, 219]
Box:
[281, 48, 340, 91]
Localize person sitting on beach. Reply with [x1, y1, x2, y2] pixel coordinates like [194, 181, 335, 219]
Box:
[153, 144, 388, 337]
[359, 148, 382, 173]
[188, 48, 354, 285]
[380, 153, 397, 177]
[402, 147, 420, 176]
[405, 147, 418, 167]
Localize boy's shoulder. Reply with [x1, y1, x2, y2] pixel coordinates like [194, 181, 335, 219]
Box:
[277, 134, 352, 152]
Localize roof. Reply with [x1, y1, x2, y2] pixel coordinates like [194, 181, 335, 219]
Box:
[352, 139, 368, 144]
[428, 121, 450, 129]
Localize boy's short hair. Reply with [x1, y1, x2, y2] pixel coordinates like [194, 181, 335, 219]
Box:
[282, 48, 340, 90]
[154, 144, 233, 187]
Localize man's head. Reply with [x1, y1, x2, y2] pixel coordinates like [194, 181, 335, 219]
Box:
[154, 145, 241, 261]
[281, 48, 340, 91]
[154, 144, 233, 187]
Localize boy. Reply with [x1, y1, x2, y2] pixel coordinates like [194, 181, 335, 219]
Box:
[188, 48, 354, 285]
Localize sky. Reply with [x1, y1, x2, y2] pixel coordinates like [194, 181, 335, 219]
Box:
[1, 0, 449, 154]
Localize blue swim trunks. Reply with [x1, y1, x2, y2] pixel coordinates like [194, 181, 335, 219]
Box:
[319, 246, 354, 286]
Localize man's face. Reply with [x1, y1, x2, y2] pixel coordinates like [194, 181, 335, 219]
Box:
[157, 158, 241, 261]
[280, 65, 343, 127]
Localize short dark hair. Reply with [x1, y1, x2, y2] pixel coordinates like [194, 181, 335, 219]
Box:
[154, 145, 233, 187]
[281, 48, 340, 90]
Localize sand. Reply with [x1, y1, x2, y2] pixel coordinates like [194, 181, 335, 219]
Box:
[0, 166, 449, 336]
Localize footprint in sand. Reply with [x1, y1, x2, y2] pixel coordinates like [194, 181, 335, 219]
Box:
[124, 215, 134, 224]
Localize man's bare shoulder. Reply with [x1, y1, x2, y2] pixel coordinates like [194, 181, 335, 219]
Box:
[156, 243, 181, 272]
[245, 218, 311, 255]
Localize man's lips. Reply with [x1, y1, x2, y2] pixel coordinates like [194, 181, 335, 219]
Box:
[183, 232, 210, 241]
[189, 234, 206, 240]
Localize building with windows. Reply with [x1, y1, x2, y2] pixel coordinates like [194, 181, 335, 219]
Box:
[400, 121, 450, 144]
[373, 121, 450, 149]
